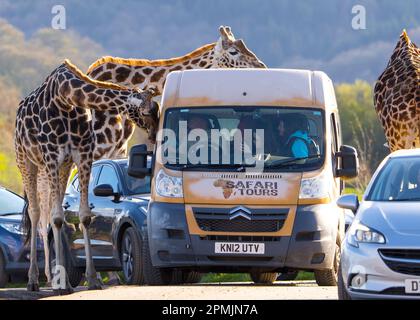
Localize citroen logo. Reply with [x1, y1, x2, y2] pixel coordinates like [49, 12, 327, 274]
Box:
[229, 206, 252, 220]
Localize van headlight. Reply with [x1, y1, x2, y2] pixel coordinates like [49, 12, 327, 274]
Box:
[155, 169, 183, 198]
[299, 174, 329, 199]
[347, 220, 386, 248]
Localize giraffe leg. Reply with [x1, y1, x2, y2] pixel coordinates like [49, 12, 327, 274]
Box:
[17, 159, 40, 292]
[37, 170, 52, 286]
[77, 161, 103, 290]
[47, 164, 73, 295]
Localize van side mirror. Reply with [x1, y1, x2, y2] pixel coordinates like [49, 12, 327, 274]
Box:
[128, 144, 152, 179]
[337, 194, 359, 213]
[335, 145, 359, 179]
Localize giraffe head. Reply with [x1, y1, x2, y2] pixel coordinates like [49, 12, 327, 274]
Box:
[213, 26, 266, 68]
[126, 87, 159, 143]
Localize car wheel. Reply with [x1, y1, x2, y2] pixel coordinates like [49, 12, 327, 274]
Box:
[315, 239, 341, 286]
[337, 261, 351, 300]
[49, 236, 83, 288]
[121, 227, 144, 285]
[142, 233, 174, 285]
[277, 271, 298, 281]
[250, 272, 278, 284]
[0, 250, 8, 288]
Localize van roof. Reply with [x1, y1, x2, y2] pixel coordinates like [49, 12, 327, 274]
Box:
[160, 68, 337, 112]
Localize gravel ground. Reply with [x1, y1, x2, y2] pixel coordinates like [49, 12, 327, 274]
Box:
[0, 280, 338, 300]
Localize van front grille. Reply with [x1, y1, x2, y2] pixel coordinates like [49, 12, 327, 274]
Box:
[193, 207, 288, 233]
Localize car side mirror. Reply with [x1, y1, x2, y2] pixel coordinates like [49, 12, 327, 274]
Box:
[337, 194, 359, 213]
[128, 144, 152, 179]
[93, 184, 120, 201]
[335, 145, 359, 179]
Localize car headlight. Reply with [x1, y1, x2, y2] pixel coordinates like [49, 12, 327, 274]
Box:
[299, 174, 329, 199]
[155, 169, 183, 198]
[347, 220, 385, 248]
[0, 222, 25, 235]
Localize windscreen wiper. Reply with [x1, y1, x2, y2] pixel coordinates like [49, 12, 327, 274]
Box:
[0, 212, 22, 217]
[180, 163, 256, 172]
[265, 154, 321, 169]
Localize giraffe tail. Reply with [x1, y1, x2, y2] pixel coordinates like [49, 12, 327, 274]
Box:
[21, 192, 32, 245]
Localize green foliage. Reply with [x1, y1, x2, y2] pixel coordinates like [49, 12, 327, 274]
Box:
[336, 80, 389, 188]
[0, 19, 103, 194]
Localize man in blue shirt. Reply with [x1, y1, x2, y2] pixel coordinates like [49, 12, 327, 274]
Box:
[284, 114, 317, 158]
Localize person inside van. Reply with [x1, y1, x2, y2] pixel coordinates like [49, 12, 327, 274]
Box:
[284, 114, 319, 158]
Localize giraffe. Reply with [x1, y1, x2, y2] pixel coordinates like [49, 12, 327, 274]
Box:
[86, 26, 266, 160]
[15, 59, 157, 293]
[374, 30, 420, 152]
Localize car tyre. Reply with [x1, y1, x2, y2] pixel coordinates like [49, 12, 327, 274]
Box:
[0, 250, 8, 288]
[337, 261, 351, 300]
[315, 239, 341, 286]
[142, 233, 174, 285]
[250, 272, 278, 284]
[121, 227, 144, 285]
[49, 235, 83, 288]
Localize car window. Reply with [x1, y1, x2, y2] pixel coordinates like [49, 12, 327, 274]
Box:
[96, 165, 119, 192]
[0, 189, 25, 215]
[67, 166, 101, 194]
[367, 157, 420, 201]
[119, 163, 151, 195]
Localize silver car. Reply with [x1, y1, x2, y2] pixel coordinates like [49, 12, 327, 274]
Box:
[337, 149, 420, 299]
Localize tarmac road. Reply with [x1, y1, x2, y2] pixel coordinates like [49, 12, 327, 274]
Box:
[0, 280, 338, 300]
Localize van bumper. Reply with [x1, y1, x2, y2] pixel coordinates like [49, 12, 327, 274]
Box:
[148, 202, 339, 271]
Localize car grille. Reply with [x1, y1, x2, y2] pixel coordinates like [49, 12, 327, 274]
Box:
[193, 207, 288, 233]
[379, 249, 420, 276]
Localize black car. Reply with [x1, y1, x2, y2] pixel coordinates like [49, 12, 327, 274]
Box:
[60, 159, 150, 286]
[0, 187, 44, 287]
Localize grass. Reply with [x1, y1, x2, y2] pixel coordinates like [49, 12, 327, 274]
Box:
[201, 271, 314, 283]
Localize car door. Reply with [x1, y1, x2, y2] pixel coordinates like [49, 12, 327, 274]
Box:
[88, 164, 121, 261]
[63, 165, 101, 261]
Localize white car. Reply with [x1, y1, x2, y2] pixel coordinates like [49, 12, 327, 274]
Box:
[337, 149, 420, 299]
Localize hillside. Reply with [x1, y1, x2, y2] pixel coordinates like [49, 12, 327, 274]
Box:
[0, 0, 419, 82]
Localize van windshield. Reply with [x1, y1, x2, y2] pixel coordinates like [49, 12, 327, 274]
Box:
[161, 106, 325, 171]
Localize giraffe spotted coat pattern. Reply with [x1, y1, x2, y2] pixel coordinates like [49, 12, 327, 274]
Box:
[374, 30, 420, 152]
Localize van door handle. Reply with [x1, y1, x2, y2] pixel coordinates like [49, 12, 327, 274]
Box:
[89, 203, 95, 210]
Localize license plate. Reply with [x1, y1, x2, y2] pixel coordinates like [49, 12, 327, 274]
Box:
[405, 279, 420, 293]
[215, 242, 265, 254]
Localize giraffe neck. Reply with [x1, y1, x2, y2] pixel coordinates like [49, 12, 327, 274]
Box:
[59, 60, 134, 113]
[87, 44, 217, 93]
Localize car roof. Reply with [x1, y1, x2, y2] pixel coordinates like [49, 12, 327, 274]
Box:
[388, 148, 420, 158]
[93, 158, 128, 166]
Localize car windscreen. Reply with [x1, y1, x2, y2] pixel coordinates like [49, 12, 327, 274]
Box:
[161, 106, 325, 171]
[119, 163, 151, 195]
[0, 189, 25, 215]
[367, 156, 420, 201]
